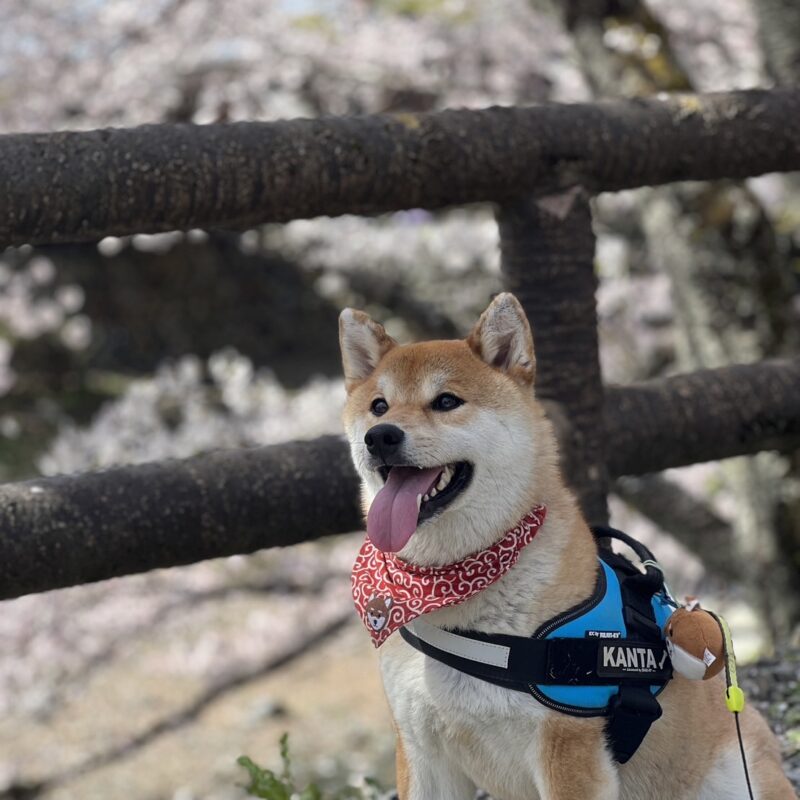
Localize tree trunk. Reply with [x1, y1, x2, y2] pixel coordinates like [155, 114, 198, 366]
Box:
[497, 189, 608, 525]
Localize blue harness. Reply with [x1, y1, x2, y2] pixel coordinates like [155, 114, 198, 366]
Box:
[400, 527, 677, 763]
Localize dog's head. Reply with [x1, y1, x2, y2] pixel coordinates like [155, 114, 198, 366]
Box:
[340, 293, 554, 566]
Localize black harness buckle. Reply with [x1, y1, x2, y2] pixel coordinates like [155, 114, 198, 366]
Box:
[605, 685, 663, 764]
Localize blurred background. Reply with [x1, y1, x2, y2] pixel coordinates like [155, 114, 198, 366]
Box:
[0, 0, 799, 797]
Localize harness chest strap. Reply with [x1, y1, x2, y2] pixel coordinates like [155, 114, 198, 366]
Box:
[400, 620, 671, 688]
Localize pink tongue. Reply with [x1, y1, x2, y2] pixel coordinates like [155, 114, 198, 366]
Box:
[367, 466, 442, 553]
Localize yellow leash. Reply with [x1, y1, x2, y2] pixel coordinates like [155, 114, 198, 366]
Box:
[707, 611, 754, 800]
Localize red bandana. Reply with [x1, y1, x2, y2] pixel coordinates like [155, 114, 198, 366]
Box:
[351, 506, 547, 647]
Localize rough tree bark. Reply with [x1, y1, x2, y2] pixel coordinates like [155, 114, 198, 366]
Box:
[0, 358, 797, 601]
[497, 189, 608, 525]
[1, 89, 800, 247]
[604, 358, 800, 476]
[0, 436, 362, 601]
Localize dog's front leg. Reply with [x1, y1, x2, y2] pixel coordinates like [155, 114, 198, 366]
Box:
[532, 719, 620, 800]
[394, 729, 476, 800]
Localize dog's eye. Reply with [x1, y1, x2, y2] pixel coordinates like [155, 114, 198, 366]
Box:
[371, 398, 389, 416]
[432, 393, 464, 412]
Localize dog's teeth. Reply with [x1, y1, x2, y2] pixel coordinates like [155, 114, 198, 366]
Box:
[422, 493, 430, 503]
[416, 494, 422, 509]
[430, 487, 438, 497]
[437, 465, 454, 491]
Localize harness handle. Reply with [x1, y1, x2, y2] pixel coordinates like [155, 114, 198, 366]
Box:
[591, 526, 664, 595]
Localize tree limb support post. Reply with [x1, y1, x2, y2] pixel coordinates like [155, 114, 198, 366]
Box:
[497, 189, 609, 525]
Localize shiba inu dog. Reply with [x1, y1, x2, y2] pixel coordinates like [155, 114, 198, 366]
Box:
[339, 293, 793, 800]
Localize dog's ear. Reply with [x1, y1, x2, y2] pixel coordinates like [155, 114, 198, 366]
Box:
[467, 293, 535, 386]
[339, 308, 397, 391]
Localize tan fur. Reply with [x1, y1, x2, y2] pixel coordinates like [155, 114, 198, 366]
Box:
[340, 294, 794, 800]
[395, 727, 411, 799]
[537, 717, 617, 800]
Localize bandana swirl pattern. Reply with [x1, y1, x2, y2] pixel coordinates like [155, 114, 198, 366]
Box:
[352, 505, 547, 647]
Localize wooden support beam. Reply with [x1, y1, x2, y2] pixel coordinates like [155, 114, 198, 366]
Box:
[1, 89, 799, 247]
[0, 358, 797, 601]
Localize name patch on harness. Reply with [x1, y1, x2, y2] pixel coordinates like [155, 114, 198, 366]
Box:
[597, 643, 671, 679]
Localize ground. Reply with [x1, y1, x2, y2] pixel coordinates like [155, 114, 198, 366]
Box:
[0, 534, 796, 799]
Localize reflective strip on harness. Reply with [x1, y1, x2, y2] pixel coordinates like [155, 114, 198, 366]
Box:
[406, 620, 511, 669]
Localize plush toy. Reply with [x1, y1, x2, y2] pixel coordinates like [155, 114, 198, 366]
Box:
[664, 599, 725, 680]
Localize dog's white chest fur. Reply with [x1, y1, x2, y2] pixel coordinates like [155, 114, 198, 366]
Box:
[381, 633, 555, 800]
[375, 540, 580, 800]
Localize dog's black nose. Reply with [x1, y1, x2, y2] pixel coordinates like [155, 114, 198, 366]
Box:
[364, 424, 405, 459]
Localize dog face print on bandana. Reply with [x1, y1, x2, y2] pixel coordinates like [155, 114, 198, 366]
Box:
[351, 506, 547, 647]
